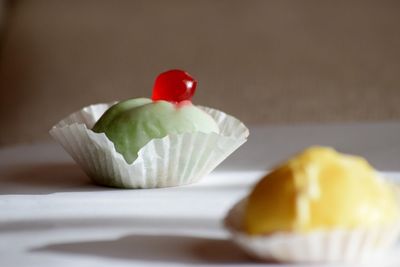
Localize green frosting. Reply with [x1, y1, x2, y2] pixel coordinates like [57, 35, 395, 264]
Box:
[93, 98, 219, 164]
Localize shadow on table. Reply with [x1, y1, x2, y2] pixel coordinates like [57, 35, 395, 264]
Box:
[0, 215, 222, 233]
[0, 160, 259, 195]
[32, 234, 257, 265]
[0, 163, 108, 195]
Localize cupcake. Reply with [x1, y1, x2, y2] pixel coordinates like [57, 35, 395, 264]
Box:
[50, 70, 249, 188]
[225, 146, 400, 263]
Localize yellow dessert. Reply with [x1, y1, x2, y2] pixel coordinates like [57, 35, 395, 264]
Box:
[244, 146, 399, 235]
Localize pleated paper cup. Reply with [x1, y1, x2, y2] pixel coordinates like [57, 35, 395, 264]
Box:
[49, 102, 249, 188]
[224, 198, 400, 264]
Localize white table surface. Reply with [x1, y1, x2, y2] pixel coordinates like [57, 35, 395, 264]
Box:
[1, 122, 400, 267]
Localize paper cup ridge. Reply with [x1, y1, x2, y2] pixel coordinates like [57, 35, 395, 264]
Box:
[50, 102, 249, 188]
[224, 198, 400, 263]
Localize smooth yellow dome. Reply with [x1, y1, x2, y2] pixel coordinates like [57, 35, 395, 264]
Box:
[244, 146, 399, 235]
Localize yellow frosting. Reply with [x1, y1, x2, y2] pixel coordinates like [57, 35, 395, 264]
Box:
[244, 146, 399, 235]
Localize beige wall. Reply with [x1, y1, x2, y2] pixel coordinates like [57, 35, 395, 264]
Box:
[0, 0, 400, 146]
[0, 0, 5, 39]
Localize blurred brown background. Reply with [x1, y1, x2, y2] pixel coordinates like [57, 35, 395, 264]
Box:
[0, 0, 399, 146]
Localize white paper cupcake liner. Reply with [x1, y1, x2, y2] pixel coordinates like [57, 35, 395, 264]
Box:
[49, 102, 249, 188]
[224, 198, 400, 264]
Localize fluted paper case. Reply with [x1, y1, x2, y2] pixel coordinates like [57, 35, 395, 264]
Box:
[225, 198, 400, 264]
[50, 102, 249, 188]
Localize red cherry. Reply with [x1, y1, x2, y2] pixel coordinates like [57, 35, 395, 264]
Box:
[152, 69, 197, 103]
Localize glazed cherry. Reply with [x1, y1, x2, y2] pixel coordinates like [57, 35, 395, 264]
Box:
[152, 69, 197, 103]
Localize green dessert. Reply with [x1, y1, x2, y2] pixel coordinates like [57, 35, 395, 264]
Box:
[93, 98, 219, 163]
[93, 70, 219, 164]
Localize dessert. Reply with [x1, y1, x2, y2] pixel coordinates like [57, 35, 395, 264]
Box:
[93, 70, 220, 164]
[93, 98, 219, 163]
[50, 69, 249, 188]
[225, 146, 400, 263]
